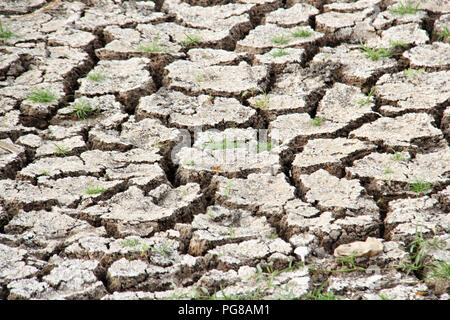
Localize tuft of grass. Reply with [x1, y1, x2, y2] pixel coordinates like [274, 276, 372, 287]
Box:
[254, 91, 270, 109]
[271, 34, 290, 45]
[389, 1, 421, 15]
[389, 40, 408, 48]
[436, 26, 449, 41]
[53, 143, 69, 157]
[204, 138, 242, 150]
[396, 226, 445, 276]
[304, 282, 338, 300]
[359, 41, 393, 61]
[408, 179, 432, 194]
[310, 117, 325, 126]
[85, 187, 107, 195]
[224, 180, 233, 198]
[271, 48, 290, 58]
[383, 168, 393, 174]
[121, 238, 140, 247]
[137, 33, 168, 53]
[195, 74, 205, 82]
[181, 33, 201, 47]
[41, 170, 50, 176]
[184, 160, 196, 166]
[257, 141, 273, 153]
[0, 22, 16, 39]
[291, 28, 312, 38]
[26, 89, 58, 103]
[86, 71, 105, 82]
[391, 151, 406, 161]
[357, 86, 375, 107]
[427, 261, 450, 280]
[403, 67, 425, 78]
[72, 100, 98, 120]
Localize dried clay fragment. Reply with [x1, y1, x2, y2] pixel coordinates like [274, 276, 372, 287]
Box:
[333, 237, 383, 258]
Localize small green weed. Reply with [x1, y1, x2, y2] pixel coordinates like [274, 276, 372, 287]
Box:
[408, 179, 432, 194]
[359, 41, 393, 61]
[310, 117, 325, 126]
[304, 282, 338, 300]
[436, 26, 449, 40]
[121, 238, 140, 247]
[271, 34, 290, 45]
[85, 187, 107, 195]
[291, 28, 312, 38]
[26, 89, 58, 103]
[427, 261, 450, 280]
[383, 168, 393, 174]
[86, 71, 105, 82]
[138, 33, 168, 53]
[181, 33, 201, 47]
[271, 48, 290, 58]
[72, 100, 98, 120]
[0, 22, 16, 39]
[204, 138, 242, 150]
[391, 151, 406, 161]
[389, 1, 421, 15]
[224, 180, 233, 197]
[357, 87, 375, 107]
[254, 92, 270, 109]
[403, 67, 425, 78]
[53, 143, 69, 157]
[184, 160, 196, 166]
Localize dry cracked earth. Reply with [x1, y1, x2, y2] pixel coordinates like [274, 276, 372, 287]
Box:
[0, 0, 449, 300]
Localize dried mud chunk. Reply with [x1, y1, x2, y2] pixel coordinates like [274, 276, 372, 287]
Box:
[213, 173, 295, 221]
[328, 271, 422, 298]
[0, 244, 39, 288]
[376, 70, 450, 117]
[76, 58, 156, 110]
[188, 206, 274, 256]
[0, 138, 26, 179]
[52, 95, 128, 129]
[292, 138, 376, 177]
[120, 117, 183, 155]
[139, 22, 240, 51]
[205, 238, 291, 270]
[0, 0, 47, 15]
[175, 128, 281, 186]
[296, 169, 379, 218]
[136, 89, 256, 131]
[39, 257, 107, 300]
[385, 197, 449, 242]
[236, 24, 324, 55]
[248, 93, 312, 121]
[161, 0, 252, 38]
[333, 237, 383, 258]
[269, 113, 346, 148]
[416, 0, 450, 14]
[402, 43, 450, 71]
[105, 163, 167, 192]
[88, 184, 203, 238]
[75, 1, 166, 34]
[164, 60, 269, 97]
[88, 128, 132, 152]
[47, 29, 97, 51]
[0, 53, 26, 79]
[372, 6, 427, 30]
[316, 82, 377, 128]
[253, 47, 306, 74]
[0, 179, 58, 215]
[187, 49, 245, 67]
[34, 136, 87, 159]
[324, 0, 382, 12]
[368, 23, 429, 48]
[312, 44, 397, 87]
[346, 148, 450, 196]
[196, 269, 240, 292]
[4, 209, 106, 259]
[96, 25, 184, 62]
[36, 176, 125, 208]
[101, 291, 155, 300]
[315, 8, 374, 34]
[17, 156, 88, 182]
[263, 3, 319, 27]
[349, 113, 444, 152]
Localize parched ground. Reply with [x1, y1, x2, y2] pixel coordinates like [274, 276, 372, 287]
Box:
[0, 0, 449, 300]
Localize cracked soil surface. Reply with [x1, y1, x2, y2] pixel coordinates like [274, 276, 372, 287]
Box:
[0, 0, 449, 300]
